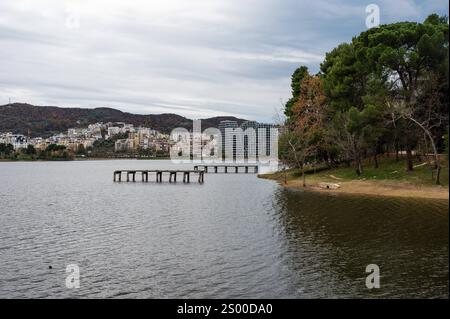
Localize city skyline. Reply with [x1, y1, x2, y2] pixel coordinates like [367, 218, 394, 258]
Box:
[1, 118, 278, 164]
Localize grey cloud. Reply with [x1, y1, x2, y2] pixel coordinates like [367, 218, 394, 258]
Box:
[0, 0, 448, 122]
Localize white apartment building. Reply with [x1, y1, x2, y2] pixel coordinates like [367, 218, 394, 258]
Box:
[0, 133, 29, 150]
[218, 120, 278, 163]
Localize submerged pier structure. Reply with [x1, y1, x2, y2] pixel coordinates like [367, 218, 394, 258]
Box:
[193, 165, 258, 174]
[113, 170, 205, 184]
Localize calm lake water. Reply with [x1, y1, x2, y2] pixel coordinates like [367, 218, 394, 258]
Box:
[0, 160, 448, 298]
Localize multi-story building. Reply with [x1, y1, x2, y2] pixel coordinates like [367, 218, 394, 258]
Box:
[106, 123, 137, 140]
[29, 137, 47, 150]
[241, 121, 278, 162]
[107, 126, 121, 138]
[67, 128, 84, 138]
[217, 120, 277, 163]
[0, 133, 28, 150]
[218, 120, 243, 162]
[115, 138, 136, 152]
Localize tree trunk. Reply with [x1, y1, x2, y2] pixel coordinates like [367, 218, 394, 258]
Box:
[373, 151, 379, 169]
[435, 164, 441, 185]
[301, 164, 306, 187]
[355, 152, 363, 176]
[352, 137, 363, 176]
[406, 117, 441, 185]
[357, 160, 363, 176]
[287, 139, 302, 173]
[406, 147, 414, 172]
[395, 141, 400, 162]
[428, 140, 441, 185]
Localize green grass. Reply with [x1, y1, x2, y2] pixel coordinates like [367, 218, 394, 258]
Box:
[260, 155, 449, 187]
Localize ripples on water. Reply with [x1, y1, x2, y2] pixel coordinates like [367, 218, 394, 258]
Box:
[0, 160, 448, 298]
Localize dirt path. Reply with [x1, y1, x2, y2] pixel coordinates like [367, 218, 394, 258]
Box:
[282, 179, 449, 199]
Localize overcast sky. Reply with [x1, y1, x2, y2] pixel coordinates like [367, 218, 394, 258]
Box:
[0, 0, 448, 121]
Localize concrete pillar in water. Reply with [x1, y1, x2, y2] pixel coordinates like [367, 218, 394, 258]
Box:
[198, 171, 204, 183]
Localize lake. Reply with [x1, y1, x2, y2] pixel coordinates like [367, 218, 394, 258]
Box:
[0, 160, 448, 298]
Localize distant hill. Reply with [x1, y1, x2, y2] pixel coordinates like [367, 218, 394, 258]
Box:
[0, 103, 247, 137]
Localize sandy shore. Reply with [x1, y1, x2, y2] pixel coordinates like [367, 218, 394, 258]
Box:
[270, 178, 449, 200]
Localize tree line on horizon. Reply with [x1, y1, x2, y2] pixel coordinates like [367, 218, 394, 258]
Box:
[0, 143, 74, 161]
[279, 14, 449, 185]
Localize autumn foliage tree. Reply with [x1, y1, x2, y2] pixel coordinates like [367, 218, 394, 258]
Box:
[280, 75, 326, 186]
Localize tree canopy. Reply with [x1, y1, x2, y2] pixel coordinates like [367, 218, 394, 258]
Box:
[281, 14, 449, 185]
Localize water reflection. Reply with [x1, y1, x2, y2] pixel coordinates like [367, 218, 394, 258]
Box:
[274, 188, 449, 298]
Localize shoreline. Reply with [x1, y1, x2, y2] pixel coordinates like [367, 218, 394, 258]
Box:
[260, 175, 449, 200]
